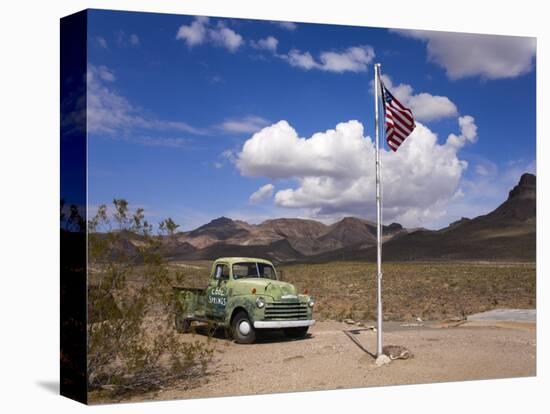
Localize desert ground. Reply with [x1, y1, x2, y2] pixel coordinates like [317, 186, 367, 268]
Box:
[121, 316, 536, 403]
[89, 261, 536, 403]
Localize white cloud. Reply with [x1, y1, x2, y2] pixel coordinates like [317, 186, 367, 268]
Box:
[272, 21, 297, 31]
[176, 17, 243, 52]
[474, 159, 498, 177]
[446, 115, 478, 148]
[116, 30, 140, 47]
[249, 184, 275, 203]
[95, 65, 116, 82]
[319, 46, 375, 73]
[394, 30, 536, 80]
[176, 16, 209, 47]
[284, 45, 375, 73]
[97, 36, 108, 49]
[218, 115, 270, 134]
[132, 136, 190, 148]
[235, 117, 478, 227]
[209, 23, 243, 52]
[222, 149, 236, 161]
[431, 158, 535, 229]
[87, 64, 205, 136]
[251, 36, 279, 52]
[129, 34, 140, 46]
[379, 74, 458, 122]
[285, 50, 318, 70]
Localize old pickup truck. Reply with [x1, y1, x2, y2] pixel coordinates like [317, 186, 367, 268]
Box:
[173, 257, 315, 343]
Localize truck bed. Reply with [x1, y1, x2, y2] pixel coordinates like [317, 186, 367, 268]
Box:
[173, 286, 207, 318]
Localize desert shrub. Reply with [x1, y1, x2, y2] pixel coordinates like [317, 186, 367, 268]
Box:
[87, 200, 213, 396]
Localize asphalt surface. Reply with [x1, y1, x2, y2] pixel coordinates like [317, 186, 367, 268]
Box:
[467, 308, 536, 322]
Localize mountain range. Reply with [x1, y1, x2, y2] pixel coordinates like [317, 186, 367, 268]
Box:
[148, 173, 536, 263]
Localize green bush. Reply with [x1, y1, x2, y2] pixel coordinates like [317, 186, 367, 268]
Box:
[87, 200, 213, 397]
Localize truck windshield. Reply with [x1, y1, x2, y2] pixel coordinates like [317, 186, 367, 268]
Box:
[232, 262, 277, 280]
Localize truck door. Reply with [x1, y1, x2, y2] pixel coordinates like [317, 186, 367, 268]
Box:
[206, 263, 229, 320]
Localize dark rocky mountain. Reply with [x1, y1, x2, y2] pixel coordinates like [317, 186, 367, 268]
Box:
[118, 173, 535, 263]
[176, 239, 304, 264]
[312, 173, 536, 262]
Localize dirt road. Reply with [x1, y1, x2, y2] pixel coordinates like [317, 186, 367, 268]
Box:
[131, 317, 535, 402]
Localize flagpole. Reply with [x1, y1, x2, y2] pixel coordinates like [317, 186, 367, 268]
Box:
[374, 63, 383, 357]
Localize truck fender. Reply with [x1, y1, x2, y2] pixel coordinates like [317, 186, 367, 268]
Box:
[225, 296, 257, 328]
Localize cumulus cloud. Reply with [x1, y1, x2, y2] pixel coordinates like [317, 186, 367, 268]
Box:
[446, 115, 478, 148]
[209, 23, 244, 52]
[251, 36, 279, 52]
[87, 64, 205, 136]
[432, 157, 535, 229]
[235, 117, 478, 227]
[283, 45, 375, 73]
[379, 74, 457, 122]
[176, 17, 243, 52]
[394, 30, 536, 80]
[176, 16, 209, 47]
[249, 184, 275, 203]
[272, 21, 297, 31]
[218, 115, 271, 134]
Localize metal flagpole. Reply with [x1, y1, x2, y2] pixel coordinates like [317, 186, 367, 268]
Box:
[374, 63, 383, 357]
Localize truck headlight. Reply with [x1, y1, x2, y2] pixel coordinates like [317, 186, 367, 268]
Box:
[308, 299, 315, 308]
[256, 297, 265, 308]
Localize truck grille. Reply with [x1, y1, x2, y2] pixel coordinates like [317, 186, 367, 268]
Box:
[264, 302, 308, 320]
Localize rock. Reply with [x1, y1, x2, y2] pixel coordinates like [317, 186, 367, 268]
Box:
[383, 345, 413, 360]
[375, 354, 391, 366]
[416, 317, 423, 322]
[343, 319, 355, 325]
[445, 316, 466, 322]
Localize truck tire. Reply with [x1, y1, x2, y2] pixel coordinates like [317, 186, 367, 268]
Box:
[175, 314, 191, 333]
[231, 311, 256, 344]
[283, 327, 308, 339]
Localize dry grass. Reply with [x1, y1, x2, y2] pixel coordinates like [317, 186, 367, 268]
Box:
[163, 260, 535, 322]
[280, 261, 536, 321]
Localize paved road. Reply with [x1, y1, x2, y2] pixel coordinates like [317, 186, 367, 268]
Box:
[467, 308, 536, 322]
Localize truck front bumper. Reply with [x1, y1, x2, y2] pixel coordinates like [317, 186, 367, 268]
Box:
[253, 320, 316, 329]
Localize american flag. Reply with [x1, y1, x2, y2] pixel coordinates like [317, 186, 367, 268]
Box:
[381, 81, 416, 152]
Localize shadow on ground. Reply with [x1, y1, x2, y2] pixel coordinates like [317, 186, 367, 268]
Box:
[36, 381, 59, 395]
[189, 324, 314, 344]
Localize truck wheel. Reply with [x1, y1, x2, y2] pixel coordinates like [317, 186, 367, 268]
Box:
[175, 314, 191, 333]
[231, 311, 256, 344]
[283, 327, 309, 339]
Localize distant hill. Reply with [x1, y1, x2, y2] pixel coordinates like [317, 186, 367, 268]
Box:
[117, 173, 535, 263]
[311, 173, 536, 262]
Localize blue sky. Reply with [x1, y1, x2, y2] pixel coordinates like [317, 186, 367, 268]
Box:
[86, 9, 536, 230]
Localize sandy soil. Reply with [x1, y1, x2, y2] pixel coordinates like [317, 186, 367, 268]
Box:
[126, 318, 536, 402]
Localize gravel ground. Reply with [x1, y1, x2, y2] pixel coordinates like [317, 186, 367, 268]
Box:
[125, 317, 536, 403]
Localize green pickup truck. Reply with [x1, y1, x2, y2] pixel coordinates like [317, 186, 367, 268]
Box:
[173, 257, 315, 343]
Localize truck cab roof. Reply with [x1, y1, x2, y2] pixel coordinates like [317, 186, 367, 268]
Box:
[213, 257, 275, 266]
